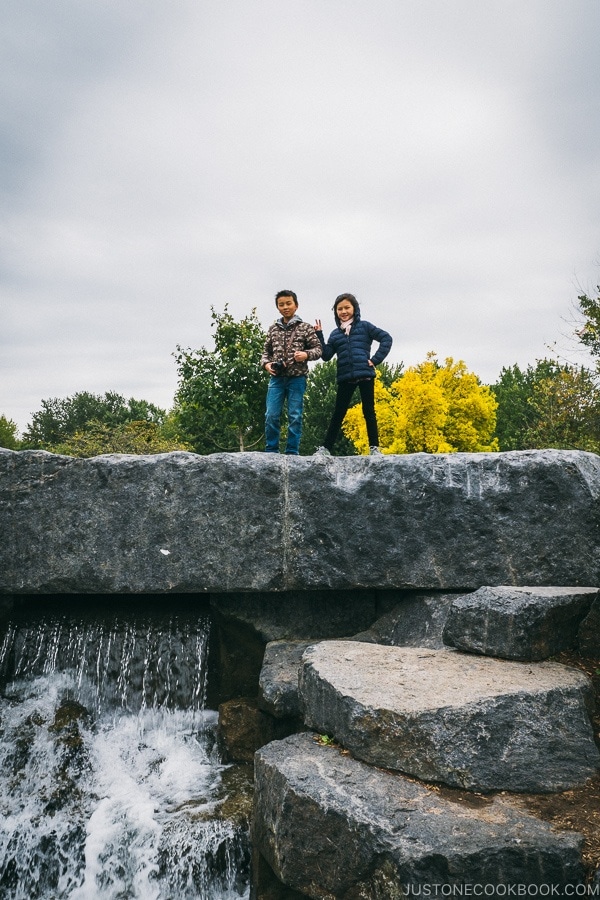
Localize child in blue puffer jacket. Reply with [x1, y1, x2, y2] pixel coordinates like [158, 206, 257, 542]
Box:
[314, 293, 392, 455]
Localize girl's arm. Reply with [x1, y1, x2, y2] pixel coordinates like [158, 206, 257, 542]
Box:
[367, 323, 393, 366]
[314, 321, 337, 362]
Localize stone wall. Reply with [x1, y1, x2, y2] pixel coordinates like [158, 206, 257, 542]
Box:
[1, 447, 599, 894]
[1, 448, 598, 594]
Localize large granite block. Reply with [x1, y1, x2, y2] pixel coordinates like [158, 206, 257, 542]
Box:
[253, 733, 585, 897]
[442, 586, 598, 660]
[299, 641, 600, 792]
[1, 448, 598, 594]
[0, 450, 284, 594]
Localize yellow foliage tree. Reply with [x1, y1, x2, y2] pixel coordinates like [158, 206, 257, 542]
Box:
[343, 354, 499, 455]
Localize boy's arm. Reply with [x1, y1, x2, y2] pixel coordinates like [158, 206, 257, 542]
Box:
[260, 330, 274, 369]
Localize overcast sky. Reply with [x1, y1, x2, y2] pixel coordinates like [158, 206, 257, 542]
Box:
[2, 1, 599, 434]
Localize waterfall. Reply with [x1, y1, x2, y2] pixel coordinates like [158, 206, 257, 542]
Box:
[0, 599, 250, 899]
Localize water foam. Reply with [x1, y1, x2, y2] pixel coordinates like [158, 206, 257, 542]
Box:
[0, 609, 250, 899]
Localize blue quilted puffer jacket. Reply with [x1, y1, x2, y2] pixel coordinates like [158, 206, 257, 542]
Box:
[317, 308, 393, 383]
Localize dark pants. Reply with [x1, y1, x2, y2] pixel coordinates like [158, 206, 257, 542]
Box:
[323, 378, 379, 450]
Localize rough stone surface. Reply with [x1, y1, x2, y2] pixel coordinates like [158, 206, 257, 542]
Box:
[1, 448, 599, 594]
[210, 591, 377, 642]
[252, 733, 585, 898]
[442, 586, 598, 660]
[211, 608, 268, 704]
[299, 641, 600, 792]
[579, 595, 600, 658]
[351, 591, 457, 648]
[256, 590, 458, 724]
[258, 640, 315, 719]
[216, 698, 296, 763]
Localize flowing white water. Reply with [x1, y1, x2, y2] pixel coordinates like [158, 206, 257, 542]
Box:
[0, 606, 250, 899]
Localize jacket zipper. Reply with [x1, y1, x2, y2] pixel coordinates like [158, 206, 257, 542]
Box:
[345, 328, 355, 380]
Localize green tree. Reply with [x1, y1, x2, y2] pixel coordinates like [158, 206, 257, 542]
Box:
[491, 359, 600, 452]
[491, 361, 556, 451]
[576, 286, 600, 361]
[377, 360, 405, 388]
[524, 364, 600, 451]
[173, 306, 268, 453]
[49, 420, 191, 457]
[0, 415, 20, 450]
[23, 391, 166, 448]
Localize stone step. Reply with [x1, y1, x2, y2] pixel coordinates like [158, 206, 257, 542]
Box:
[253, 732, 585, 897]
[442, 585, 598, 660]
[299, 641, 600, 792]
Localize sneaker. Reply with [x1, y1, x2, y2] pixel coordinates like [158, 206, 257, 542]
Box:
[313, 446, 331, 456]
[369, 446, 382, 456]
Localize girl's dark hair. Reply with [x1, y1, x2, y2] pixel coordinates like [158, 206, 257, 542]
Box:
[333, 293, 359, 326]
[275, 290, 298, 307]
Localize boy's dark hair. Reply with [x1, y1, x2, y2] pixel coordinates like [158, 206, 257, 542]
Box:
[275, 290, 298, 307]
[333, 292, 359, 325]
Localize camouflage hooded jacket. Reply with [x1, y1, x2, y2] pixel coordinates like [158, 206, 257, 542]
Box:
[260, 315, 322, 377]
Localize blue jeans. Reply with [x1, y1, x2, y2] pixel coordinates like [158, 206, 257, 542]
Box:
[265, 375, 307, 454]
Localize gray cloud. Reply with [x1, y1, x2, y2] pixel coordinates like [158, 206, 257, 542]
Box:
[2, 0, 599, 433]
